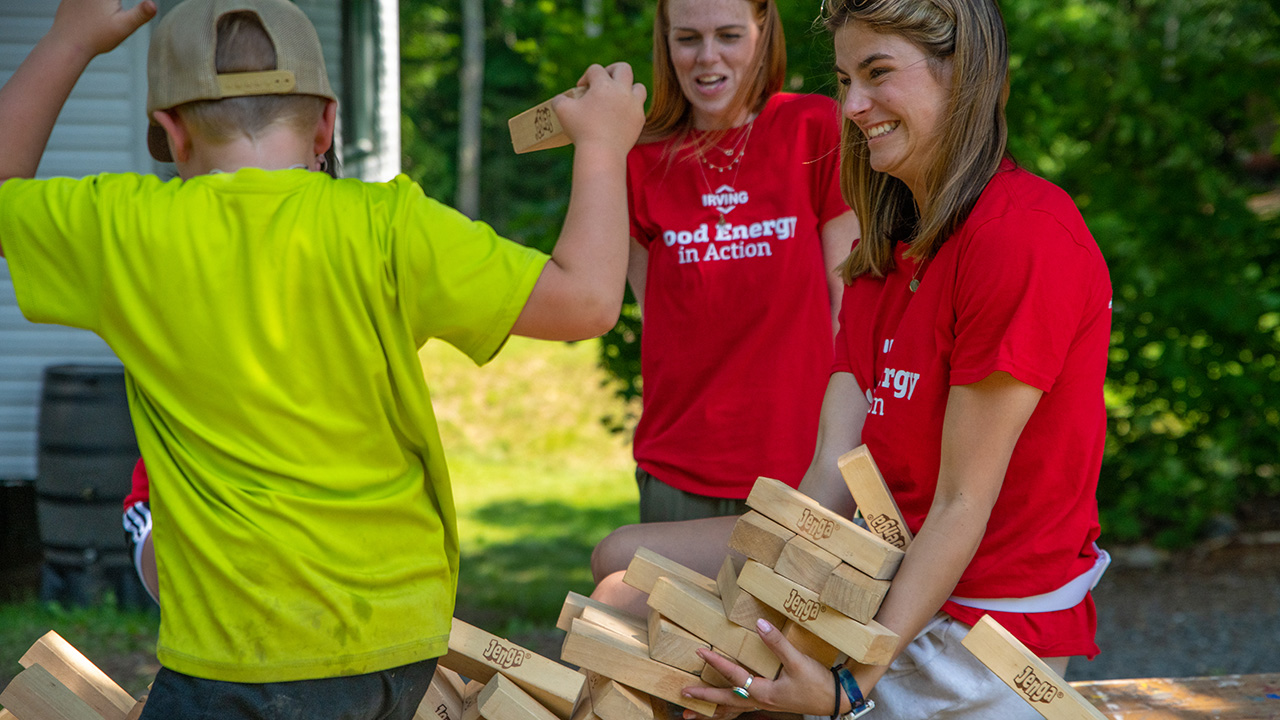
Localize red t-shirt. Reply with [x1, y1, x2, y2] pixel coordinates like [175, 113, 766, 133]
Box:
[123, 457, 150, 508]
[628, 93, 849, 498]
[833, 161, 1110, 658]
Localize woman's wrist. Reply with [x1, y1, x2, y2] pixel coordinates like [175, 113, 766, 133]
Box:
[831, 663, 874, 718]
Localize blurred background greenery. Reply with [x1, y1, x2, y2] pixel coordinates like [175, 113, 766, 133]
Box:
[400, 0, 1280, 548]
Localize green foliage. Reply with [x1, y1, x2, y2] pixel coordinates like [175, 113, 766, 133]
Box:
[399, 1, 1280, 547]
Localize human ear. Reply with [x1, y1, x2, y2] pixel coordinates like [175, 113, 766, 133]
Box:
[313, 99, 338, 157]
[152, 109, 191, 164]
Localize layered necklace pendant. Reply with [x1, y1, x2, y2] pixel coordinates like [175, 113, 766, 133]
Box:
[696, 119, 755, 234]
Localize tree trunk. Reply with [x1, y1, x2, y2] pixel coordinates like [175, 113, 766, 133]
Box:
[457, 0, 484, 217]
[584, 0, 602, 38]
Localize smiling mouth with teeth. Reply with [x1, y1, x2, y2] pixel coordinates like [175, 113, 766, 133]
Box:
[698, 75, 726, 85]
[866, 122, 899, 139]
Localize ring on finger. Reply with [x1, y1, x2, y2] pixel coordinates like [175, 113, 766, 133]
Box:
[731, 675, 754, 700]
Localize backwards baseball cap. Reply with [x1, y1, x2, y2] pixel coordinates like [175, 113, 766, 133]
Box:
[146, 0, 338, 162]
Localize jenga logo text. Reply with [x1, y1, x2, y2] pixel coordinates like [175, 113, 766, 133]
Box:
[867, 513, 906, 548]
[797, 509, 835, 540]
[483, 639, 531, 669]
[534, 107, 555, 140]
[1013, 666, 1064, 704]
[435, 704, 451, 720]
[782, 590, 822, 621]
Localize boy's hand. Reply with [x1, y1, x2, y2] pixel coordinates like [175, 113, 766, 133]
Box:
[551, 62, 647, 157]
[51, 0, 157, 60]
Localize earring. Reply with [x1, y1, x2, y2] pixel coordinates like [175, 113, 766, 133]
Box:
[317, 154, 329, 173]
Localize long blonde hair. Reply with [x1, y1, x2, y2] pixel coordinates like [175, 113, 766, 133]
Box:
[824, 0, 1010, 282]
[644, 0, 786, 148]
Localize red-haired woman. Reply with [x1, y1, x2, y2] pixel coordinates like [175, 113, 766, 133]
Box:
[593, 0, 859, 587]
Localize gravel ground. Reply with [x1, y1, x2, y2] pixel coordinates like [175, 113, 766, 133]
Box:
[1066, 539, 1280, 681]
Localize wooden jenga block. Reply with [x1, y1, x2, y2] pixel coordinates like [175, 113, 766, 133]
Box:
[558, 592, 649, 638]
[572, 694, 604, 720]
[124, 696, 147, 720]
[746, 477, 903, 580]
[19, 630, 135, 720]
[774, 536, 841, 593]
[716, 555, 786, 631]
[781, 622, 843, 667]
[647, 610, 710, 673]
[837, 446, 912, 550]
[0, 663, 101, 720]
[441, 618, 585, 720]
[961, 616, 1108, 720]
[560, 617, 716, 717]
[583, 606, 649, 647]
[508, 87, 586, 153]
[728, 511, 795, 567]
[819, 564, 891, 625]
[463, 680, 486, 720]
[699, 659, 733, 688]
[583, 671, 658, 720]
[416, 666, 468, 720]
[736, 560, 897, 665]
[623, 547, 719, 598]
[646, 576, 780, 678]
[478, 673, 563, 720]
[0, 709, 16, 720]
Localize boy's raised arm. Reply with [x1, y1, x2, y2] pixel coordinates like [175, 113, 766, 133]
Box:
[0, 0, 155, 252]
[510, 62, 646, 341]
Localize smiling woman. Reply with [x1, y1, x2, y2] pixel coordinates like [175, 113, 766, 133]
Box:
[655, 1, 1113, 719]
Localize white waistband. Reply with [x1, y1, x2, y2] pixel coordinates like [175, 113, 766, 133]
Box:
[947, 543, 1110, 614]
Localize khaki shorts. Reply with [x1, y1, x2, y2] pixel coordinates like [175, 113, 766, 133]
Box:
[635, 467, 748, 523]
[808, 614, 1046, 720]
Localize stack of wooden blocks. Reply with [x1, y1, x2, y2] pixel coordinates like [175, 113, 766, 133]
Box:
[555, 447, 911, 720]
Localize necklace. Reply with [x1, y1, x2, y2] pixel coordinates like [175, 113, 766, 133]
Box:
[698, 121, 754, 173]
[908, 257, 928, 292]
[694, 119, 756, 231]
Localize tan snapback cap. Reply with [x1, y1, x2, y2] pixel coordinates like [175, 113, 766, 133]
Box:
[146, 0, 337, 162]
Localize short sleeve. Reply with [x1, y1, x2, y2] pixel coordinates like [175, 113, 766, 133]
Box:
[949, 209, 1094, 392]
[626, 148, 652, 249]
[0, 176, 109, 332]
[391, 181, 548, 364]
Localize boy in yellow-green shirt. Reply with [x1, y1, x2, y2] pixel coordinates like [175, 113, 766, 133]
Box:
[0, 0, 646, 717]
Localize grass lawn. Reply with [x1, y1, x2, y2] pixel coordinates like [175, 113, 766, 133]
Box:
[0, 336, 639, 697]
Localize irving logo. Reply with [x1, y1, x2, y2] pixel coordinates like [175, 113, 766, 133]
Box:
[483, 639, 531, 669]
[782, 590, 822, 621]
[867, 513, 906, 548]
[797, 509, 835, 540]
[1013, 666, 1064, 704]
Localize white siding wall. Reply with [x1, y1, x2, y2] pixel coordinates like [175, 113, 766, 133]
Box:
[0, 3, 147, 480]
